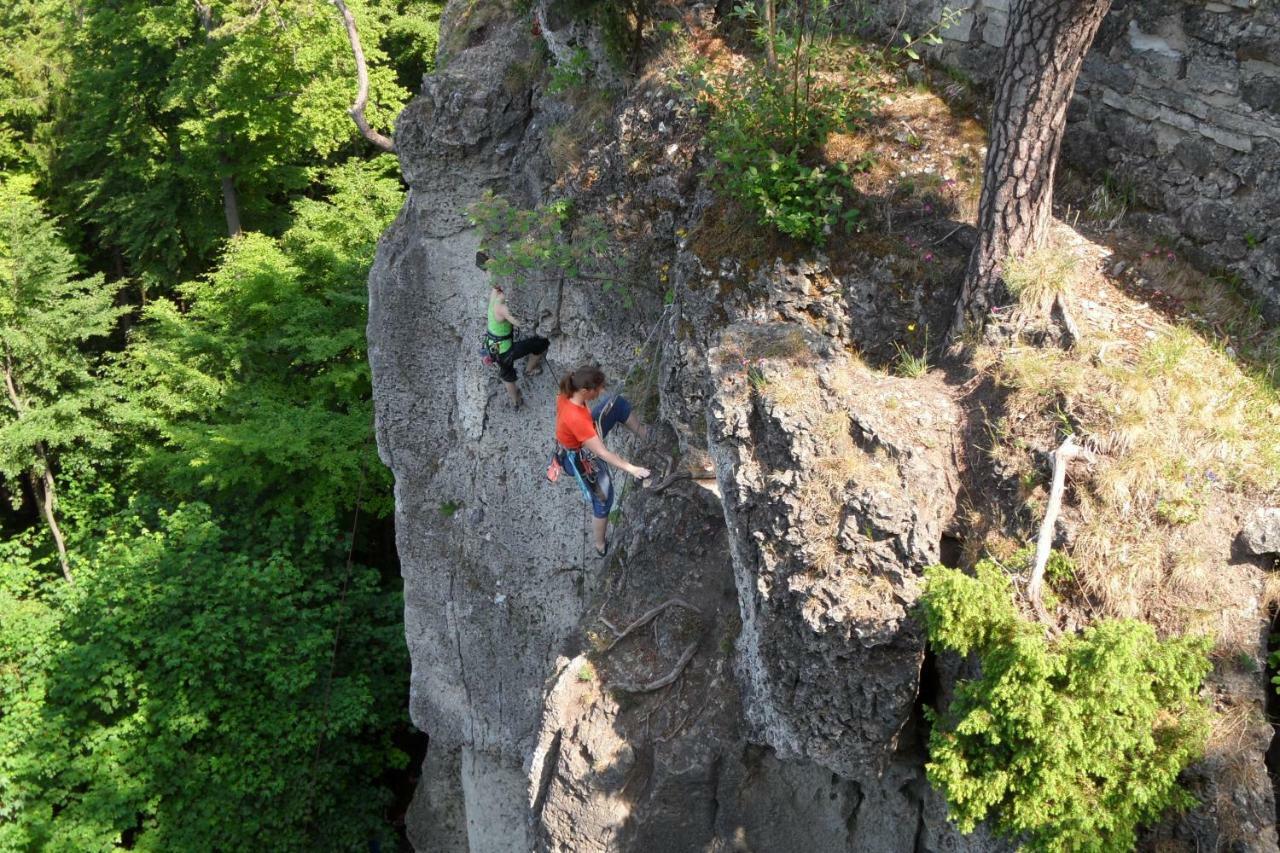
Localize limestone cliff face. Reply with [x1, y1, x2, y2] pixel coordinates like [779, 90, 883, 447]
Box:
[367, 2, 1277, 851]
[707, 328, 957, 780]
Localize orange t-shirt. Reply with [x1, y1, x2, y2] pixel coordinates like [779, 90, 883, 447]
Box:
[556, 395, 597, 449]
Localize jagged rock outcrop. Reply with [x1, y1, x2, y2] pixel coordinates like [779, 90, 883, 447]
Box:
[707, 324, 959, 780]
[368, 10, 615, 849]
[1242, 507, 1280, 556]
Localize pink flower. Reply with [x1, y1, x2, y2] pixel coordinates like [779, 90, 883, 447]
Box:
[924, 252, 934, 262]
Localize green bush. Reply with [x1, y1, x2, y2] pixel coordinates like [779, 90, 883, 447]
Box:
[547, 47, 592, 95]
[468, 191, 632, 299]
[920, 560, 1213, 852]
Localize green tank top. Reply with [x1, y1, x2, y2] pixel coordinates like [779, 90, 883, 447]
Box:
[487, 297, 512, 354]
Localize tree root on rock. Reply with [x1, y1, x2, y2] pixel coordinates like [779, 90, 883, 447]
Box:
[612, 642, 698, 694]
[601, 598, 700, 653]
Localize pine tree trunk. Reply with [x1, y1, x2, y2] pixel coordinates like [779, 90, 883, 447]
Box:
[948, 0, 1112, 344]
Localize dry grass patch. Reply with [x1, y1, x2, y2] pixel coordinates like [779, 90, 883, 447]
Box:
[989, 311, 1280, 632]
[548, 91, 614, 177]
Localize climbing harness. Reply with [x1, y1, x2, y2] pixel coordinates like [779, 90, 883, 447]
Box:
[553, 443, 611, 507]
[479, 328, 512, 367]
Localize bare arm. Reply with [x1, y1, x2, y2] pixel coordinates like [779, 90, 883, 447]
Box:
[495, 301, 523, 328]
[583, 436, 650, 480]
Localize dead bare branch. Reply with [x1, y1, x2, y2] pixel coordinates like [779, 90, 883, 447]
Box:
[331, 0, 395, 152]
[1027, 435, 1095, 619]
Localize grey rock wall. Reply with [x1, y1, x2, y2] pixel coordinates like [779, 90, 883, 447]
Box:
[368, 11, 616, 850]
[881, 0, 1280, 318]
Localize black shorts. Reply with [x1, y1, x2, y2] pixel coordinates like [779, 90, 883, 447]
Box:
[496, 335, 550, 382]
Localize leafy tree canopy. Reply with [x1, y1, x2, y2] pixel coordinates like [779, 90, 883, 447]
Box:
[0, 501, 405, 852]
[0, 174, 124, 497]
[114, 158, 402, 536]
[0, 0, 68, 178]
[56, 0, 411, 283]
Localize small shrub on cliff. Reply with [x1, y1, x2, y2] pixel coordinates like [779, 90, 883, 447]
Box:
[919, 560, 1213, 852]
[702, 4, 873, 244]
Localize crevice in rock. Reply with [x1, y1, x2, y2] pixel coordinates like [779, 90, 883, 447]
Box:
[938, 533, 962, 569]
[383, 728, 430, 847]
[705, 756, 723, 835]
[903, 780, 927, 853]
[918, 645, 941, 718]
[1266, 603, 1280, 829]
[843, 779, 864, 838]
[531, 729, 562, 824]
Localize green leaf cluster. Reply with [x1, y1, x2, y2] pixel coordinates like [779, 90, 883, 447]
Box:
[55, 0, 413, 284]
[0, 157, 410, 850]
[0, 0, 67, 178]
[0, 0, 442, 846]
[114, 159, 401, 529]
[920, 560, 1213, 852]
[468, 191, 632, 297]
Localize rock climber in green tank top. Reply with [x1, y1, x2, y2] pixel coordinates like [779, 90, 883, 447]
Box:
[481, 250, 549, 409]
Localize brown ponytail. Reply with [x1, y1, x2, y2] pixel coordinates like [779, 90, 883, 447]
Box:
[559, 365, 606, 397]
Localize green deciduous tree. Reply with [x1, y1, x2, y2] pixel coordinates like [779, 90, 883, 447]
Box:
[0, 175, 125, 582]
[57, 0, 410, 285]
[920, 560, 1212, 852]
[0, 502, 406, 851]
[116, 159, 402, 532]
[0, 0, 68, 180]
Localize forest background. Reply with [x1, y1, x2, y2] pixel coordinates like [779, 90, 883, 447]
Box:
[0, 0, 445, 848]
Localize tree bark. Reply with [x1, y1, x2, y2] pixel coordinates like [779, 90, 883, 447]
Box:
[195, 1, 244, 236]
[332, 0, 395, 153]
[759, 0, 777, 71]
[2, 354, 73, 583]
[948, 0, 1112, 345]
[31, 469, 73, 584]
[220, 156, 243, 237]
